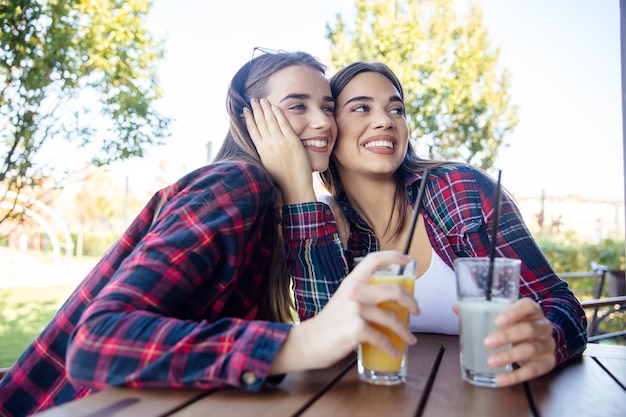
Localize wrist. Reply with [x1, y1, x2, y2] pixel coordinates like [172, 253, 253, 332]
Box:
[269, 323, 317, 375]
[281, 186, 317, 205]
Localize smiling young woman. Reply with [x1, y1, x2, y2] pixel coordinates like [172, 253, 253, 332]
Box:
[0, 52, 419, 417]
[294, 61, 587, 388]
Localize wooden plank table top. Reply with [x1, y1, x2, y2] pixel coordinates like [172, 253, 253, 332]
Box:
[33, 335, 626, 417]
[31, 387, 207, 417]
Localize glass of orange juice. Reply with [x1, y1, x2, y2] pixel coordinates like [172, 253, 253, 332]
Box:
[357, 260, 416, 386]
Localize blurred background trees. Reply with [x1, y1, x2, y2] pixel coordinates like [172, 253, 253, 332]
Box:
[0, 1, 622, 363]
[0, 0, 620, 263]
[0, 0, 170, 225]
[326, 0, 518, 169]
[325, 0, 623, 274]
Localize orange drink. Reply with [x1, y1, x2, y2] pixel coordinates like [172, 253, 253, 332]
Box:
[357, 261, 416, 385]
[360, 275, 415, 372]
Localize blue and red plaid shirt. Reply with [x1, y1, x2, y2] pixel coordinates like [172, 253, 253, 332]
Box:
[285, 164, 587, 366]
[0, 161, 293, 416]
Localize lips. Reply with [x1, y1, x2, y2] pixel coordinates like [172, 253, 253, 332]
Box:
[302, 139, 329, 148]
[364, 140, 394, 149]
[302, 136, 331, 153]
[362, 135, 397, 152]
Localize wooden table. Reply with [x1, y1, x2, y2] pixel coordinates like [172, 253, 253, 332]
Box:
[34, 334, 626, 417]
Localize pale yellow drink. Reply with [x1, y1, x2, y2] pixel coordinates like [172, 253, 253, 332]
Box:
[454, 257, 521, 388]
[360, 274, 415, 372]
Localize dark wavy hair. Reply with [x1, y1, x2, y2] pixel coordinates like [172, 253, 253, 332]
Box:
[321, 61, 447, 241]
[213, 50, 327, 323]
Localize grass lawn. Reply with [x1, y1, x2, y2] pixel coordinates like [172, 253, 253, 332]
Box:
[0, 286, 75, 368]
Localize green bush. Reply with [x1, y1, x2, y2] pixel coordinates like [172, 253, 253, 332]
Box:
[584, 239, 626, 270]
[538, 237, 625, 272]
[538, 237, 625, 299]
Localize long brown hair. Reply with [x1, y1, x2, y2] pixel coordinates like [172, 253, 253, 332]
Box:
[321, 61, 448, 241]
[214, 50, 328, 323]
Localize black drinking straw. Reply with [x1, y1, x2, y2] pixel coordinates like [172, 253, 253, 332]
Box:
[399, 170, 430, 274]
[486, 170, 503, 301]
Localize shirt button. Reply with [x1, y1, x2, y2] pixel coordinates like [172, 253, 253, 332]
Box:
[242, 371, 257, 386]
[323, 207, 331, 215]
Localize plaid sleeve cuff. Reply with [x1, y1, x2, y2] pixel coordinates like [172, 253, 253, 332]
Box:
[281, 202, 337, 240]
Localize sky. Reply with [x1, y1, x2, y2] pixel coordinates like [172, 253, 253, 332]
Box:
[120, 0, 623, 202]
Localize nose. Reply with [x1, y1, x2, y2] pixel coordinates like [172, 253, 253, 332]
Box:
[372, 111, 394, 129]
[310, 108, 333, 130]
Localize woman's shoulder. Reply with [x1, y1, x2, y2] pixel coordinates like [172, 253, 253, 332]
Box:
[205, 159, 267, 177]
[428, 163, 487, 189]
[168, 160, 275, 201]
[432, 162, 481, 176]
[423, 164, 494, 231]
[181, 160, 271, 185]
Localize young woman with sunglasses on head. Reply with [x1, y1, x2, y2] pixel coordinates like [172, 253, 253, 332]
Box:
[252, 61, 587, 388]
[0, 52, 418, 417]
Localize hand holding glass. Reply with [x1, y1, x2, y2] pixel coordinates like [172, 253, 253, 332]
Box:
[454, 257, 521, 388]
[357, 260, 416, 386]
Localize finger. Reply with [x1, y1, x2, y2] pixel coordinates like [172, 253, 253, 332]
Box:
[359, 325, 404, 358]
[338, 251, 418, 317]
[367, 283, 420, 315]
[485, 317, 553, 349]
[495, 355, 556, 387]
[359, 304, 417, 346]
[263, 100, 304, 155]
[487, 336, 555, 369]
[258, 98, 282, 136]
[495, 298, 543, 327]
[346, 251, 412, 284]
[269, 102, 298, 138]
[243, 107, 262, 144]
[338, 279, 419, 316]
[251, 98, 272, 137]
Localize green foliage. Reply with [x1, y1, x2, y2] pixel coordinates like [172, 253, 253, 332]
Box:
[538, 238, 625, 272]
[584, 239, 626, 271]
[326, 0, 518, 169]
[538, 238, 625, 300]
[537, 239, 588, 273]
[0, 0, 171, 218]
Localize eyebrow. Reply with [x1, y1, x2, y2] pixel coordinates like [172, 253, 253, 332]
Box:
[341, 95, 403, 109]
[342, 96, 371, 108]
[279, 93, 335, 103]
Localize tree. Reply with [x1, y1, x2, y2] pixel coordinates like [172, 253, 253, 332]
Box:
[0, 0, 171, 224]
[326, 0, 518, 169]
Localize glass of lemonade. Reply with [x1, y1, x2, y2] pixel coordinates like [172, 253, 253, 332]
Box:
[454, 257, 521, 388]
[357, 260, 416, 386]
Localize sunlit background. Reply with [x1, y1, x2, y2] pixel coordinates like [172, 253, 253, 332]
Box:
[1, 1, 623, 364]
[109, 0, 622, 203]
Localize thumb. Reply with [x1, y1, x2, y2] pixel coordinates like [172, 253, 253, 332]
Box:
[347, 251, 412, 284]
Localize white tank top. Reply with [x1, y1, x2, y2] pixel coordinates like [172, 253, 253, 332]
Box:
[409, 248, 459, 335]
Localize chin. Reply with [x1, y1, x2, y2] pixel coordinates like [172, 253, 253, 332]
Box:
[310, 163, 329, 173]
[308, 157, 330, 173]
